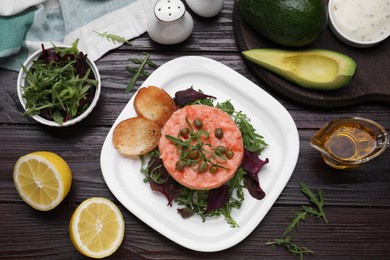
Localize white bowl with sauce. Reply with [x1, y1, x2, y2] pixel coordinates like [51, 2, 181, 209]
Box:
[328, 0, 390, 48]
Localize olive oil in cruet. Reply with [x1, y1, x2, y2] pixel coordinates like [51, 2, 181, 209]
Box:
[310, 117, 389, 169]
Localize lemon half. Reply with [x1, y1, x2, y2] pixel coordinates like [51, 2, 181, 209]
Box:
[69, 197, 125, 258]
[13, 151, 72, 211]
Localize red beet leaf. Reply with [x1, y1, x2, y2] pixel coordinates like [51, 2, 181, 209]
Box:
[174, 88, 215, 107]
[242, 149, 269, 200]
[205, 185, 229, 213]
[147, 157, 182, 206]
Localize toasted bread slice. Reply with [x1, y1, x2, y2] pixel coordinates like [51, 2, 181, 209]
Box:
[134, 86, 176, 126]
[112, 117, 161, 156]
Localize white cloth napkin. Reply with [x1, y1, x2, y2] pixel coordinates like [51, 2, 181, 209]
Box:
[0, 0, 157, 71]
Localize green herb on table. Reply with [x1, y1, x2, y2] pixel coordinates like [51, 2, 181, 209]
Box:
[299, 181, 328, 223]
[266, 182, 328, 259]
[22, 40, 98, 125]
[93, 30, 131, 45]
[282, 211, 307, 236]
[125, 53, 158, 93]
[266, 236, 313, 260]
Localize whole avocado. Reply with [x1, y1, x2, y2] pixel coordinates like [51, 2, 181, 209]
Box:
[237, 0, 328, 47]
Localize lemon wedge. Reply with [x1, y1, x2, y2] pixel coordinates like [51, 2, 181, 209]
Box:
[13, 151, 72, 211]
[69, 197, 125, 258]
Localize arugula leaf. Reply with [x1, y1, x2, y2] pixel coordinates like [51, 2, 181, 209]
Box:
[52, 39, 80, 57]
[266, 236, 313, 260]
[128, 57, 158, 68]
[125, 53, 157, 93]
[126, 66, 150, 77]
[216, 100, 268, 154]
[299, 182, 328, 223]
[283, 211, 307, 236]
[93, 30, 131, 44]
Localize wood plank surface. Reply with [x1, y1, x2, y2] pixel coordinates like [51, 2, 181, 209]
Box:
[1, 0, 390, 259]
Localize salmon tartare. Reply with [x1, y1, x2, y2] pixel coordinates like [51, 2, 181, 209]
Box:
[159, 104, 244, 190]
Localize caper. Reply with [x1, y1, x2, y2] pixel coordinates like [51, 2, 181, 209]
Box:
[225, 149, 234, 159]
[215, 146, 226, 155]
[180, 127, 190, 138]
[175, 160, 186, 170]
[197, 162, 208, 173]
[189, 149, 200, 159]
[215, 127, 223, 139]
[209, 165, 218, 174]
[194, 119, 203, 129]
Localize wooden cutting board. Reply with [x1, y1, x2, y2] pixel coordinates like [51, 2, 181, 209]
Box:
[233, 0, 390, 108]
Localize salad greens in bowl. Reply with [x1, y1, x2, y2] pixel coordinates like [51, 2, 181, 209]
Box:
[17, 40, 101, 127]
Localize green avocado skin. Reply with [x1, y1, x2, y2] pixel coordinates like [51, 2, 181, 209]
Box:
[237, 0, 328, 47]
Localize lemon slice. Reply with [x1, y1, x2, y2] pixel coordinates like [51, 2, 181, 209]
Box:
[13, 151, 72, 211]
[69, 197, 125, 258]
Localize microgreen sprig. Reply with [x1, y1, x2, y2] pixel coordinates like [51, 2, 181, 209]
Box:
[216, 100, 268, 154]
[266, 236, 313, 260]
[174, 165, 245, 228]
[125, 53, 158, 93]
[93, 31, 131, 45]
[165, 116, 231, 173]
[299, 181, 328, 223]
[283, 211, 308, 236]
[189, 97, 268, 154]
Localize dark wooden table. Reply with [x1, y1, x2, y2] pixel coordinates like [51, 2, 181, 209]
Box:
[1, 1, 390, 259]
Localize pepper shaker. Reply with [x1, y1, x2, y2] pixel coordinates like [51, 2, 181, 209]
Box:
[147, 0, 194, 45]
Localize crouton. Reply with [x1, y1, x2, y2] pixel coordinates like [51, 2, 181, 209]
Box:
[134, 86, 176, 126]
[112, 117, 161, 156]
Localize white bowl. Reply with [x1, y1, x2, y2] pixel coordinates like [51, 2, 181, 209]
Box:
[328, 0, 390, 48]
[17, 45, 101, 127]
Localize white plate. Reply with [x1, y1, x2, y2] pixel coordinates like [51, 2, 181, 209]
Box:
[100, 56, 299, 252]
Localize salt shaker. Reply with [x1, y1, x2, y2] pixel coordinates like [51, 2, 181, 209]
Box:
[147, 0, 194, 45]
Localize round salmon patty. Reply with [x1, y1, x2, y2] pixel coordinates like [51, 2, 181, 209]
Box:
[159, 104, 244, 190]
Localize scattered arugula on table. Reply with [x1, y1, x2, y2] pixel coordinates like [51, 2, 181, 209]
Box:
[139, 88, 269, 228]
[266, 236, 313, 259]
[93, 30, 131, 45]
[22, 39, 98, 125]
[125, 53, 158, 93]
[299, 181, 328, 223]
[92, 31, 158, 93]
[266, 181, 328, 259]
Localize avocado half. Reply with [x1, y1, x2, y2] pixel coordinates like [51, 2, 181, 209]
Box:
[242, 49, 357, 90]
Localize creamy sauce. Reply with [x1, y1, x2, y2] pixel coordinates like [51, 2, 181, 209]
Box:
[331, 0, 390, 42]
